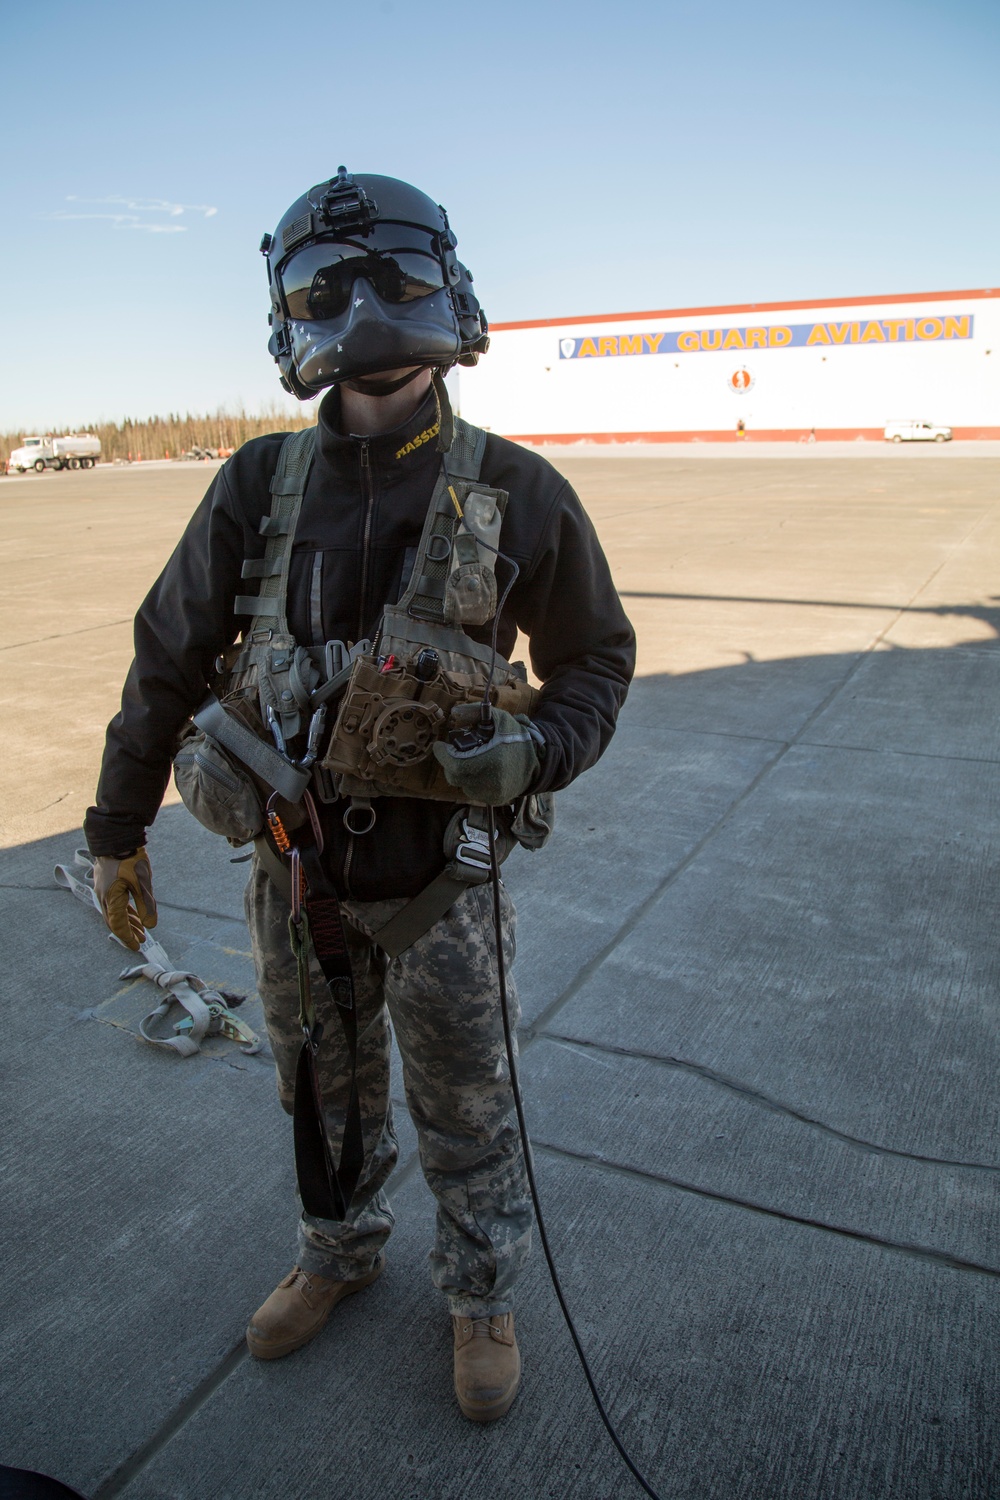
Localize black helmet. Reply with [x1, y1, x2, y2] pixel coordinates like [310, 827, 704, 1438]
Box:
[260, 168, 489, 399]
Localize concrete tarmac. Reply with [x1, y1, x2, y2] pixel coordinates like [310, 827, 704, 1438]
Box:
[2, 445, 1000, 1499]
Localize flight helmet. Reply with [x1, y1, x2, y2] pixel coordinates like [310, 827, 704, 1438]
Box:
[260, 168, 489, 398]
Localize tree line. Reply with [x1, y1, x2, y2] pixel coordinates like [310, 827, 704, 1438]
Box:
[1, 404, 317, 467]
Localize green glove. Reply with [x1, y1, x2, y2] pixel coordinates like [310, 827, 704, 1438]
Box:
[93, 849, 157, 951]
[433, 709, 541, 806]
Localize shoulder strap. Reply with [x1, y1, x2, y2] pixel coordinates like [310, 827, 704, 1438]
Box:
[396, 419, 493, 623]
[233, 426, 317, 633]
[445, 417, 488, 483]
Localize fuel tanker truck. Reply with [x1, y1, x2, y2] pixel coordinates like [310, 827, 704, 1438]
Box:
[7, 433, 101, 473]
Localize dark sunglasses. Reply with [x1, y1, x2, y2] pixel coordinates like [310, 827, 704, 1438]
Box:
[280, 231, 446, 321]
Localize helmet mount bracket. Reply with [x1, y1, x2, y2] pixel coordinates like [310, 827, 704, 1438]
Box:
[318, 166, 378, 234]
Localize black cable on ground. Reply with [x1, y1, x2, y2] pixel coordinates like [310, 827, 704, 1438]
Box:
[486, 807, 663, 1500]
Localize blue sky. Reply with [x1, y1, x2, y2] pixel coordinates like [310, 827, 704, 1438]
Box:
[2, 0, 996, 431]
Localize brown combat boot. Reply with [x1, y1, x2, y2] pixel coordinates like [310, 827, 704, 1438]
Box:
[246, 1253, 384, 1360]
[452, 1311, 521, 1422]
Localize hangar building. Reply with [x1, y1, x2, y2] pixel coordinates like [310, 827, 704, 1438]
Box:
[454, 288, 998, 443]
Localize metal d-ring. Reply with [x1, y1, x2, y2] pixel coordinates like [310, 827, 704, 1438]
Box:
[343, 798, 377, 836]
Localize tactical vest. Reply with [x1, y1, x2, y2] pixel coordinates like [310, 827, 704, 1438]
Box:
[177, 417, 555, 956]
[219, 417, 537, 806]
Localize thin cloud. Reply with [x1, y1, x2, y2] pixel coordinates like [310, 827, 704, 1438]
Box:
[45, 196, 218, 232]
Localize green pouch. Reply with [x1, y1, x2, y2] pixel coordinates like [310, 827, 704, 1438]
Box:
[510, 791, 556, 851]
[173, 724, 265, 847]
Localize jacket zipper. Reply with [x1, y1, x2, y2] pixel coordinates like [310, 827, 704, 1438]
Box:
[344, 437, 374, 899]
[356, 439, 374, 641]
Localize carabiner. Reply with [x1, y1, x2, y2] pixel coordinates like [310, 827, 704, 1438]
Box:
[290, 846, 302, 924]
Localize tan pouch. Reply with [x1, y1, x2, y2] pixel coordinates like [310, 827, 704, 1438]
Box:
[323, 649, 537, 802]
[172, 725, 266, 846]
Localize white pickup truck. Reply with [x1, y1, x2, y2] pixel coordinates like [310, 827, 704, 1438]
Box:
[7, 434, 101, 472]
[883, 420, 953, 443]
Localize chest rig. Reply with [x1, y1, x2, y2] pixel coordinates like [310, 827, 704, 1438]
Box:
[190, 419, 552, 1222]
[219, 416, 537, 806]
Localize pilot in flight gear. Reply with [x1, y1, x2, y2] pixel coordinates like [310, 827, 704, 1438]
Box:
[86, 169, 636, 1423]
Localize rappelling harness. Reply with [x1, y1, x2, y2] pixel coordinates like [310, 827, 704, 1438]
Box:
[171, 415, 662, 1499]
[173, 410, 552, 1219]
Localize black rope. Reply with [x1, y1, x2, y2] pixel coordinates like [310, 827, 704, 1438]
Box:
[485, 808, 663, 1500]
[479, 549, 520, 719]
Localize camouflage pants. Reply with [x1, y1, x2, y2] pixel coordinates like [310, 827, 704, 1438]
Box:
[245, 860, 533, 1317]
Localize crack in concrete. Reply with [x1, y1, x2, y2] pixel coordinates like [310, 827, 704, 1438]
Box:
[90, 1339, 248, 1500]
[521, 733, 791, 1044]
[525, 509, 997, 1050]
[156, 899, 246, 924]
[639, 723, 788, 746]
[93, 1016, 136, 1038]
[89, 1151, 423, 1497]
[34, 792, 70, 813]
[539, 1032, 1000, 1174]
[0, 882, 67, 891]
[0, 616, 132, 653]
[91, 1012, 274, 1072]
[794, 737, 1000, 766]
[589, 474, 781, 528]
[0, 883, 247, 931]
[534, 1141, 1000, 1281]
[216, 1051, 274, 1074]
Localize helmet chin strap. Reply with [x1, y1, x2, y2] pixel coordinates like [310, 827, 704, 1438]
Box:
[342, 366, 429, 397]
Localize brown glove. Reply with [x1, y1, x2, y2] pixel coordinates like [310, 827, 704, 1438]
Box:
[93, 850, 157, 951]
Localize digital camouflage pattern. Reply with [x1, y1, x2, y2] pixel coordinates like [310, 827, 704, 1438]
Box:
[245, 860, 533, 1317]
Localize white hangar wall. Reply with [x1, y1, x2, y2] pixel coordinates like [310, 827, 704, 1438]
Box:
[453, 289, 999, 442]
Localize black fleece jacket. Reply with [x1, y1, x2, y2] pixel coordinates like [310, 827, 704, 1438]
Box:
[86, 387, 636, 900]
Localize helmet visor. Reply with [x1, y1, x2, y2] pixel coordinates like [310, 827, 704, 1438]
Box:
[279, 226, 447, 321]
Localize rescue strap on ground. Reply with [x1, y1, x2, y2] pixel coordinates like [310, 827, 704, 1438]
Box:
[54, 848, 260, 1058]
[122, 944, 260, 1057]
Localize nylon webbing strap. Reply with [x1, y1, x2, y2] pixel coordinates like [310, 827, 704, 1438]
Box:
[254, 832, 293, 901]
[376, 608, 497, 665]
[397, 470, 456, 622]
[289, 842, 365, 1220]
[289, 910, 348, 1220]
[194, 694, 311, 802]
[446, 416, 488, 482]
[234, 426, 316, 627]
[369, 871, 471, 959]
[395, 418, 488, 622]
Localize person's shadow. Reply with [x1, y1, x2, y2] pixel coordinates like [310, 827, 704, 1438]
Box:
[0, 1469, 85, 1500]
[3, 611, 1000, 1500]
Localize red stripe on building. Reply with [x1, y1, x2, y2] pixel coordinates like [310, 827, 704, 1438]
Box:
[491, 288, 997, 333]
[502, 427, 1000, 445]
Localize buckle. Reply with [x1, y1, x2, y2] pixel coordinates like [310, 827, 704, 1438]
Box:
[454, 818, 494, 872]
[324, 639, 350, 679]
[311, 765, 338, 804]
[175, 994, 260, 1052]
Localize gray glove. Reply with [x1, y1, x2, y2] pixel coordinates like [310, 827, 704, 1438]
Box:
[433, 709, 541, 806]
[93, 849, 157, 951]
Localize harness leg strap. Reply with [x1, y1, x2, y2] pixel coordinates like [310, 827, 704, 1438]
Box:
[288, 844, 367, 1221]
